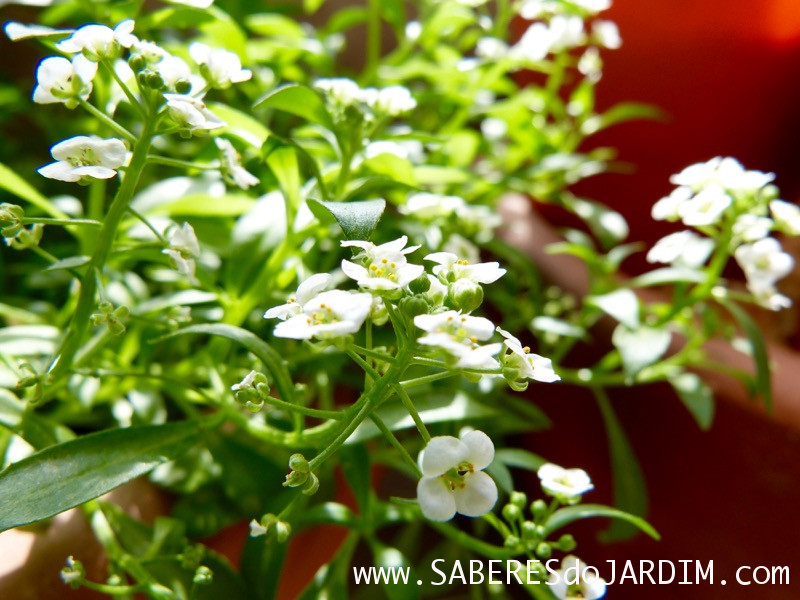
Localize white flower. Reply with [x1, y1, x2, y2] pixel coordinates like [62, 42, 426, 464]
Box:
[481, 117, 508, 141]
[549, 555, 607, 600]
[572, 0, 612, 12]
[426, 252, 506, 284]
[231, 370, 258, 392]
[405, 21, 422, 41]
[415, 311, 502, 369]
[646, 230, 714, 268]
[734, 237, 794, 290]
[363, 85, 417, 115]
[497, 327, 560, 383]
[163, 93, 225, 133]
[249, 519, 267, 537]
[732, 214, 772, 243]
[416, 430, 497, 521]
[38, 136, 126, 182]
[264, 273, 332, 320]
[747, 281, 792, 311]
[314, 77, 363, 106]
[155, 54, 194, 92]
[548, 15, 586, 52]
[476, 37, 509, 60]
[189, 42, 251, 89]
[163, 222, 200, 281]
[272, 289, 373, 340]
[33, 55, 97, 107]
[651, 186, 691, 221]
[56, 20, 136, 61]
[364, 140, 410, 160]
[341, 236, 424, 292]
[770, 200, 800, 235]
[592, 20, 621, 49]
[578, 47, 603, 79]
[510, 23, 552, 62]
[671, 157, 774, 194]
[400, 193, 465, 220]
[215, 138, 259, 189]
[677, 185, 731, 226]
[537, 463, 593, 504]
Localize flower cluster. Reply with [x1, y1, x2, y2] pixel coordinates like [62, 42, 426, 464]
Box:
[314, 78, 417, 118]
[650, 157, 798, 310]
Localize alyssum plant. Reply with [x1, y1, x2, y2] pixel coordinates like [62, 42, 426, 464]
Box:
[0, 0, 797, 598]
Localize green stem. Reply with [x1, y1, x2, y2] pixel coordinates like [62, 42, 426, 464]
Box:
[393, 383, 430, 442]
[48, 121, 154, 382]
[370, 413, 421, 475]
[265, 395, 343, 420]
[147, 154, 218, 171]
[364, 0, 382, 82]
[349, 344, 396, 363]
[346, 348, 380, 381]
[101, 59, 146, 118]
[22, 217, 101, 227]
[77, 97, 136, 143]
[429, 521, 513, 560]
[126, 205, 168, 244]
[400, 370, 456, 388]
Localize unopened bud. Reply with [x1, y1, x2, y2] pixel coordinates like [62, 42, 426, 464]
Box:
[174, 79, 192, 94]
[408, 274, 431, 294]
[302, 471, 320, 495]
[510, 491, 527, 508]
[502, 503, 522, 522]
[288, 453, 310, 473]
[535, 542, 552, 559]
[557, 533, 576, 552]
[399, 295, 429, 320]
[193, 566, 213, 585]
[448, 279, 483, 312]
[531, 499, 548, 521]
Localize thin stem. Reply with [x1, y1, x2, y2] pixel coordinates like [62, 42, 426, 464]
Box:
[48, 120, 155, 382]
[22, 217, 101, 227]
[365, 0, 382, 82]
[346, 348, 380, 381]
[349, 344, 396, 363]
[429, 521, 512, 560]
[126, 205, 168, 244]
[265, 395, 343, 420]
[77, 97, 136, 143]
[393, 384, 430, 442]
[101, 59, 147, 118]
[400, 370, 456, 389]
[385, 301, 407, 348]
[147, 154, 218, 171]
[370, 413, 421, 476]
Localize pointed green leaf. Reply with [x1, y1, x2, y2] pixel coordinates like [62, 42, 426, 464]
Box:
[308, 198, 386, 241]
[0, 162, 67, 218]
[0, 420, 207, 531]
[254, 84, 334, 130]
[671, 373, 714, 430]
[719, 299, 772, 410]
[494, 448, 546, 472]
[544, 504, 659, 540]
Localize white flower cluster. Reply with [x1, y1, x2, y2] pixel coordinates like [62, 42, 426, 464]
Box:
[549, 555, 607, 600]
[650, 157, 797, 310]
[399, 192, 502, 244]
[313, 78, 417, 117]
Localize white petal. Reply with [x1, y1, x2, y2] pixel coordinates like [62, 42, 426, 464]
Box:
[453, 471, 497, 517]
[341, 259, 370, 282]
[71, 165, 117, 179]
[460, 430, 494, 470]
[295, 273, 332, 304]
[38, 161, 79, 182]
[274, 315, 314, 339]
[417, 477, 457, 521]
[420, 436, 468, 477]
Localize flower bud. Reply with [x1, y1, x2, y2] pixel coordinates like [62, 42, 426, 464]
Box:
[408, 274, 431, 294]
[60, 556, 84, 589]
[447, 279, 483, 312]
[98, 301, 114, 314]
[557, 533, 576, 552]
[531, 499, 548, 521]
[302, 471, 320, 495]
[128, 53, 146, 72]
[108, 319, 126, 336]
[275, 520, 291, 542]
[535, 542, 552, 559]
[175, 79, 192, 94]
[399, 294, 429, 320]
[510, 491, 527, 508]
[504, 535, 520, 549]
[288, 453, 310, 473]
[502, 503, 521, 522]
[193, 566, 213, 585]
[113, 305, 130, 319]
[521, 520, 537, 541]
[146, 583, 176, 600]
[283, 470, 308, 488]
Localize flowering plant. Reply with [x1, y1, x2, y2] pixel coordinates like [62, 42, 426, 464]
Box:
[0, 0, 796, 598]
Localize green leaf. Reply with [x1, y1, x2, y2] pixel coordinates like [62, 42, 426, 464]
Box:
[494, 448, 546, 472]
[208, 102, 270, 148]
[297, 502, 359, 529]
[671, 373, 714, 430]
[485, 461, 513, 495]
[628, 267, 706, 288]
[245, 13, 306, 38]
[43, 255, 90, 272]
[0, 388, 73, 449]
[0, 420, 206, 531]
[544, 504, 659, 540]
[323, 7, 368, 34]
[587, 289, 640, 329]
[0, 163, 67, 218]
[589, 102, 664, 134]
[160, 324, 295, 404]
[0, 325, 59, 355]
[412, 165, 469, 185]
[150, 193, 256, 217]
[363, 154, 417, 186]
[719, 299, 772, 410]
[595, 394, 649, 542]
[308, 198, 386, 241]
[563, 196, 629, 249]
[254, 84, 334, 130]
[612, 325, 671, 376]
